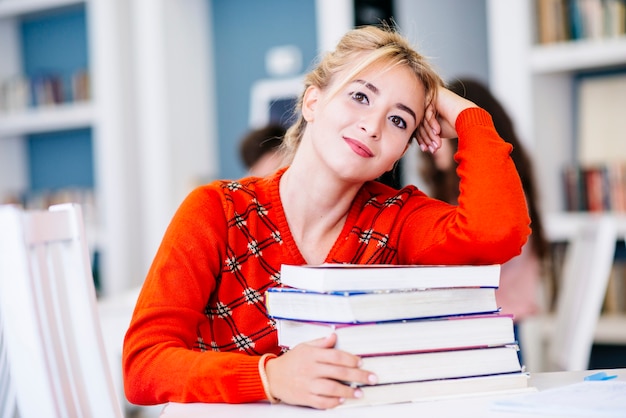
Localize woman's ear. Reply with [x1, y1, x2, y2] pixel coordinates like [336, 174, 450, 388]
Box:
[301, 85, 320, 122]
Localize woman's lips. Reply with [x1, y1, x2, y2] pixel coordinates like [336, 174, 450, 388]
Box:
[344, 137, 374, 158]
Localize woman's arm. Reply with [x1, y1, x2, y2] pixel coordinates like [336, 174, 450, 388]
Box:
[122, 186, 266, 404]
[404, 88, 531, 265]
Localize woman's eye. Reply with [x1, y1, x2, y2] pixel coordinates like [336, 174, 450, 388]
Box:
[390, 115, 407, 129]
[351, 91, 369, 104]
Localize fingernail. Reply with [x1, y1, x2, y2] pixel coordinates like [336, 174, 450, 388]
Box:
[354, 389, 363, 399]
[368, 374, 378, 384]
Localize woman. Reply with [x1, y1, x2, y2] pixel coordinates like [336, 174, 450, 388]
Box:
[123, 26, 530, 410]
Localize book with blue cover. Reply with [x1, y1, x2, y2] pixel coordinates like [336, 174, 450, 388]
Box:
[265, 286, 499, 323]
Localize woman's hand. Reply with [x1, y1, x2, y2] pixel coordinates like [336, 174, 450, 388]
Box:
[416, 86, 478, 154]
[264, 333, 377, 409]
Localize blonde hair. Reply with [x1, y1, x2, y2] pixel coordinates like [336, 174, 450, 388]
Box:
[280, 25, 443, 163]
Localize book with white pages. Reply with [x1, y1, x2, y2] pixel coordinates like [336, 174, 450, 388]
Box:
[265, 286, 499, 323]
[341, 372, 532, 408]
[356, 345, 522, 386]
[276, 313, 516, 356]
[279, 263, 501, 292]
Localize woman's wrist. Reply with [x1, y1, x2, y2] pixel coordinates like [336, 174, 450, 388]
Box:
[258, 353, 280, 404]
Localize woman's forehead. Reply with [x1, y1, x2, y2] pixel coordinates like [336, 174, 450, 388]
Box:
[332, 58, 424, 91]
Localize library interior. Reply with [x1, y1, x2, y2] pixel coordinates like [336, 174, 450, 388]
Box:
[1, 0, 625, 417]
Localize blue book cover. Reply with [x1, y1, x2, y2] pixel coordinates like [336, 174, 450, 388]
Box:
[265, 286, 499, 323]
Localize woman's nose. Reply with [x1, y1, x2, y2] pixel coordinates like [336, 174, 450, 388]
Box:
[358, 112, 383, 139]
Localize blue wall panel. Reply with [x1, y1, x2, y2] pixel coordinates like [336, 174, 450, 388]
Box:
[211, 0, 317, 180]
[20, 6, 93, 192]
[27, 128, 94, 191]
[21, 5, 89, 102]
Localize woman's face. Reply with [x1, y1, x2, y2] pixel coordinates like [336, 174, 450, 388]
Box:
[301, 62, 426, 184]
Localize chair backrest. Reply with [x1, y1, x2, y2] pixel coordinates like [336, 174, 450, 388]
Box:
[0, 204, 123, 418]
[548, 215, 617, 371]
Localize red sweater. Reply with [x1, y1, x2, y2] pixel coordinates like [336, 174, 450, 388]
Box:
[123, 108, 530, 405]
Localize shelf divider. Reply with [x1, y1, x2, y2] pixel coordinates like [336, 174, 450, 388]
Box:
[0, 101, 94, 137]
[0, 0, 85, 18]
[531, 37, 626, 74]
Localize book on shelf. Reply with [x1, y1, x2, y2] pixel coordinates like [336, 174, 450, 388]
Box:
[535, 0, 626, 44]
[536, 0, 570, 44]
[342, 372, 532, 408]
[602, 261, 626, 314]
[0, 69, 91, 113]
[354, 345, 522, 386]
[279, 263, 501, 292]
[265, 286, 498, 323]
[562, 162, 626, 212]
[276, 313, 516, 356]
[577, 72, 626, 167]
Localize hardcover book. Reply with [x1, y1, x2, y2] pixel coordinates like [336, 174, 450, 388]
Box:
[356, 345, 522, 386]
[265, 286, 499, 323]
[279, 263, 501, 292]
[276, 313, 516, 356]
[342, 372, 531, 407]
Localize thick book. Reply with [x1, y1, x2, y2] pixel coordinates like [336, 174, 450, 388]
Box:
[276, 313, 515, 356]
[342, 372, 532, 407]
[356, 346, 522, 386]
[265, 286, 498, 323]
[279, 263, 501, 292]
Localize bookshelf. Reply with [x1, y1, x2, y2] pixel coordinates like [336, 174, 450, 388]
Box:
[0, 0, 217, 299]
[487, 0, 626, 232]
[0, 0, 104, 291]
[0, 102, 94, 137]
[487, 0, 626, 363]
[0, 0, 138, 298]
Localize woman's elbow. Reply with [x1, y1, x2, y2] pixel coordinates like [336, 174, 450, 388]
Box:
[476, 224, 530, 264]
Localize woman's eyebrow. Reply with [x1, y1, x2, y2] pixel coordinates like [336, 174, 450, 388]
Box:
[354, 79, 379, 94]
[397, 103, 416, 122]
[353, 79, 417, 123]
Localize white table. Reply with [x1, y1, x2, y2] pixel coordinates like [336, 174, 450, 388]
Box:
[158, 368, 626, 417]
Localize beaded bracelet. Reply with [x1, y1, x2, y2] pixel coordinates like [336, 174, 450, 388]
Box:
[258, 353, 280, 404]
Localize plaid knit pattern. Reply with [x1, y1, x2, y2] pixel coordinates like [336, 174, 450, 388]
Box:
[199, 177, 415, 356]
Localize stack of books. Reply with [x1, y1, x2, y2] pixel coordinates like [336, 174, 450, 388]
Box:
[266, 264, 532, 407]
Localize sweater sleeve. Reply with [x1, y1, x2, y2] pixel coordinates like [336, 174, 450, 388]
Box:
[122, 186, 268, 405]
[401, 107, 531, 265]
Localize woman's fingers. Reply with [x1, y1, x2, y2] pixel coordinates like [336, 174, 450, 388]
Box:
[265, 334, 377, 409]
[417, 122, 441, 153]
[416, 104, 442, 153]
[305, 333, 338, 348]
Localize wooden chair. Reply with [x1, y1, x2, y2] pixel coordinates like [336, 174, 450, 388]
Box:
[520, 215, 618, 372]
[0, 204, 123, 418]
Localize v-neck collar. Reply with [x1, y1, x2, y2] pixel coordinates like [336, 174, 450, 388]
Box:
[267, 167, 368, 265]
